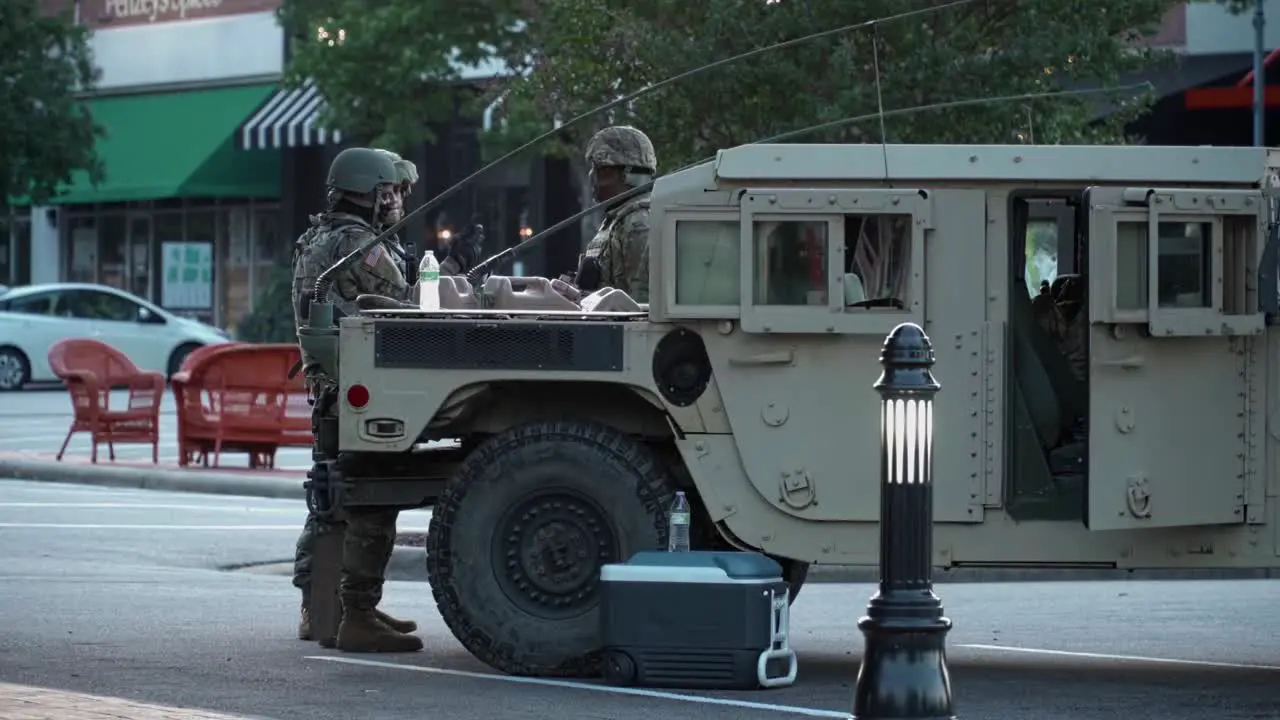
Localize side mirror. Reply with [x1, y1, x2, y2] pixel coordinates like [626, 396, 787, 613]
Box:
[137, 307, 164, 325]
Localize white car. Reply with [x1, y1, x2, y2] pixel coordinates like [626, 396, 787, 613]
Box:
[0, 283, 232, 391]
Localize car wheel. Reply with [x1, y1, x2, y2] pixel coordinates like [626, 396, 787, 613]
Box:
[0, 346, 31, 392]
[167, 343, 201, 379]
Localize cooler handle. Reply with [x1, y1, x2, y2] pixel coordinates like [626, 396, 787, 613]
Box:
[756, 587, 798, 688]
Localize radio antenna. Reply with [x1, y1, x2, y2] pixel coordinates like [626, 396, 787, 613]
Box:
[466, 82, 1155, 280]
[871, 25, 890, 180]
[312, 0, 978, 301]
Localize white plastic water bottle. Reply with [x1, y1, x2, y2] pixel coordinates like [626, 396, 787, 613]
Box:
[418, 253, 441, 311]
[667, 491, 691, 552]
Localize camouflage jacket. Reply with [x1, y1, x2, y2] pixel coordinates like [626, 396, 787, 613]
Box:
[579, 193, 651, 303]
[291, 212, 411, 334]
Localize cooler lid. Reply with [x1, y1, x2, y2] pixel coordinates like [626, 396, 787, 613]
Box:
[600, 550, 784, 583]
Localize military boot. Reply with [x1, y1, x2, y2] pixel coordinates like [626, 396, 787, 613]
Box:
[299, 606, 312, 641]
[374, 609, 417, 634]
[336, 609, 424, 653]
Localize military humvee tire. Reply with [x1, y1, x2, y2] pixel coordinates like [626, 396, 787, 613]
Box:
[426, 419, 678, 678]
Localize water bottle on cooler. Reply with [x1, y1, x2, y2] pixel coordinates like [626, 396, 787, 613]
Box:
[418, 252, 441, 311]
[667, 491, 691, 552]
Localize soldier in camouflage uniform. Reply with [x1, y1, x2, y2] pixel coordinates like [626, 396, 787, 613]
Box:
[290, 147, 422, 653]
[573, 126, 657, 303]
[372, 149, 419, 282]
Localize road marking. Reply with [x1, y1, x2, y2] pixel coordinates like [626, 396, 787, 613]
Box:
[959, 644, 1280, 671]
[306, 656, 847, 717]
[0, 502, 300, 512]
[0, 523, 432, 531]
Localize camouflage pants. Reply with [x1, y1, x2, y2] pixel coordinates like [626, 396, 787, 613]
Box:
[294, 509, 398, 610]
[294, 370, 399, 612]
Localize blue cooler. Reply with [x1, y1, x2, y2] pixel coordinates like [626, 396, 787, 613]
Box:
[598, 550, 798, 690]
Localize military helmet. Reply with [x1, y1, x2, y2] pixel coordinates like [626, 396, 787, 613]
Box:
[327, 148, 398, 195]
[374, 149, 419, 186]
[585, 125, 657, 173]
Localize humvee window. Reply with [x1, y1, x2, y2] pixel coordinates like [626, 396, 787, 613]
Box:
[752, 220, 829, 306]
[845, 214, 912, 308]
[675, 219, 739, 305]
[1115, 220, 1213, 310]
[1024, 219, 1060, 296]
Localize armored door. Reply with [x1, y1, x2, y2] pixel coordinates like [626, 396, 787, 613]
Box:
[1084, 186, 1266, 530]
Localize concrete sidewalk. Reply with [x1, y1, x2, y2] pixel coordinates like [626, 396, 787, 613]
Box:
[0, 681, 272, 720]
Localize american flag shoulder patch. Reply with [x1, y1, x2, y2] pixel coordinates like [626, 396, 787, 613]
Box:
[363, 245, 384, 267]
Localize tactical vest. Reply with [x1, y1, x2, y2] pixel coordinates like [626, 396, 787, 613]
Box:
[291, 213, 372, 330]
[577, 195, 650, 291]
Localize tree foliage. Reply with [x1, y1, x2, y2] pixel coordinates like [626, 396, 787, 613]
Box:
[495, 0, 1178, 172]
[236, 265, 297, 343]
[0, 0, 103, 207]
[277, 0, 527, 152]
[1216, 0, 1255, 13]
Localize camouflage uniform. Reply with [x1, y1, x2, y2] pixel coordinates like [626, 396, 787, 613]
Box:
[577, 126, 656, 303]
[290, 147, 422, 654]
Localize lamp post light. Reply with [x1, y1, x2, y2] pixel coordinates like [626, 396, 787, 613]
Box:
[852, 322, 955, 720]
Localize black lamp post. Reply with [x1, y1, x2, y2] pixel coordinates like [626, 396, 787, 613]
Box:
[852, 322, 955, 720]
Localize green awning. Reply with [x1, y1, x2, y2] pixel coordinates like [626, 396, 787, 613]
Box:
[50, 84, 282, 205]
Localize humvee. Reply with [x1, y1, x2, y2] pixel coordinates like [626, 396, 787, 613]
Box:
[301, 142, 1279, 678]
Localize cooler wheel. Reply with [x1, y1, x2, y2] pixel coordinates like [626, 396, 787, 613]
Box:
[602, 650, 637, 686]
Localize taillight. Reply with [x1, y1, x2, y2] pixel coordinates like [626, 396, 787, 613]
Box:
[346, 384, 370, 408]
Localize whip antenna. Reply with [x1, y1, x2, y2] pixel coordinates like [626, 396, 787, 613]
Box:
[870, 25, 890, 180]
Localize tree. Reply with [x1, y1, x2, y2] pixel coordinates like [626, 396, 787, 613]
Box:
[501, 0, 1178, 172]
[276, 0, 528, 153]
[235, 265, 297, 343]
[0, 0, 103, 207]
[1216, 0, 1255, 13]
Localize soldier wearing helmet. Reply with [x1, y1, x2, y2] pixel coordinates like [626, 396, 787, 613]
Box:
[369, 149, 420, 286]
[289, 146, 422, 654]
[574, 125, 657, 303]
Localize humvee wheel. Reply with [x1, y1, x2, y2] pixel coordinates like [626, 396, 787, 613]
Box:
[426, 419, 677, 678]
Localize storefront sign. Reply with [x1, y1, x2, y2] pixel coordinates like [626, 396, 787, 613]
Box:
[162, 241, 213, 309]
[58, 0, 281, 29]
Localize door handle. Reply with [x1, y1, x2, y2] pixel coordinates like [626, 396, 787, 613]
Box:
[1095, 356, 1143, 369]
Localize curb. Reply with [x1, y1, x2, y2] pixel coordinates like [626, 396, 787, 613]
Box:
[0, 457, 305, 500]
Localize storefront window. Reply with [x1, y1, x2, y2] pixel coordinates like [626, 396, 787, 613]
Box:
[68, 216, 98, 283]
[162, 210, 216, 324]
[221, 207, 252, 333]
[252, 208, 283, 297]
[98, 214, 128, 291]
[128, 215, 152, 301]
[0, 214, 19, 287]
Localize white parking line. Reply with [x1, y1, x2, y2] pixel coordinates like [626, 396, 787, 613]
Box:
[958, 644, 1280, 671]
[306, 656, 847, 717]
[0, 502, 300, 512]
[0, 523, 432, 531]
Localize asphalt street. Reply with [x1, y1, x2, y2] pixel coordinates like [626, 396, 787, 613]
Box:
[0, 479, 1277, 719]
[0, 385, 312, 470]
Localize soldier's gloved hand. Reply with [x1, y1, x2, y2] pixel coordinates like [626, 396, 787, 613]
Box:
[448, 223, 485, 273]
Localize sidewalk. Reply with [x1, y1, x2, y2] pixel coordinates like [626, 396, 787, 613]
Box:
[0, 451, 305, 500]
[0, 681, 271, 720]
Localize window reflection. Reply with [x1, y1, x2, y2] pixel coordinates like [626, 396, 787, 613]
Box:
[1115, 220, 1212, 310]
[675, 219, 738, 305]
[753, 220, 828, 306]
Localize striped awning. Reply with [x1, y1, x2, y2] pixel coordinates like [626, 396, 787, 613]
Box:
[240, 81, 344, 150]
